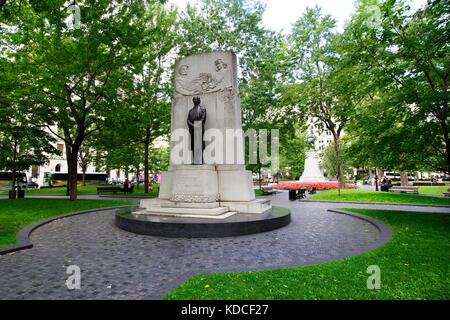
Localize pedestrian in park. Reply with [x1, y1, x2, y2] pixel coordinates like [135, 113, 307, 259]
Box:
[123, 179, 129, 193]
[148, 179, 153, 191]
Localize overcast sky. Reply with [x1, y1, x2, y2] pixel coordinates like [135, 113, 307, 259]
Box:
[169, 0, 428, 33]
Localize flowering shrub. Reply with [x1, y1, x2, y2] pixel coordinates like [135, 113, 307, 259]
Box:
[271, 181, 356, 190]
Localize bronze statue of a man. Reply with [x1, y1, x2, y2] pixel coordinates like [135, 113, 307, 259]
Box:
[187, 96, 207, 163]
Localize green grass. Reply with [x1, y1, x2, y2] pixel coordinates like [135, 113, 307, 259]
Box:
[0, 198, 139, 247]
[418, 186, 449, 195]
[307, 189, 450, 206]
[164, 209, 450, 300]
[1, 184, 159, 197]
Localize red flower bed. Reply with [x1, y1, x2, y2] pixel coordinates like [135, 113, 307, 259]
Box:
[271, 181, 356, 190]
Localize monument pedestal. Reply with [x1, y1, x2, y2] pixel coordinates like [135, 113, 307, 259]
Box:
[140, 164, 269, 219]
[299, 149, 328, 182]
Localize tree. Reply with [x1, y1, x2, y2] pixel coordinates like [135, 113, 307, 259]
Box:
[0, 102, 58, 198]
[114, 1, 177, 193]
[3, 0, 149, 200]
[78, 143, 96, 187]
[288, 6, 366, 190]
[178, 0, 293, 183]
[177, 0, 266, 62]
[279, 126, 307, 179]
[348, 0, 449, 174]
[321, 140, 350, 181]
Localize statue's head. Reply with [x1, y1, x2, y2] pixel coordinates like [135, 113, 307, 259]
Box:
[214, 59, 226, 71]
[179, 65, 189, 76]
[193, 96, 200, 105]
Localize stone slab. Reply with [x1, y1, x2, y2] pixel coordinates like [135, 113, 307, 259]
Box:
[220, 199, 271, 214]
[217, 169, 255, 202]
[136, 206, 229, 216]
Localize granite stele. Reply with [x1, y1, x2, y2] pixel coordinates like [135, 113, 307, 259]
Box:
[140, 51, 272, 219]
[115, 51, 291, 237]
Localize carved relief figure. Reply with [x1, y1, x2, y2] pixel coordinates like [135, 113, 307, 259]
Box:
[174, 65, 201, 96]
[174, 59, 233, 96]
[211, 58, 232, 92]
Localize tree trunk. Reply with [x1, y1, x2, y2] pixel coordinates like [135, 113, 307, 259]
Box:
[69, 153, 78, 201]
[374, 167, 379, 191]
[144, 128, 150, 194]
[400, 170, 409, 186]
[11, 140, 18, 199]
[65, 142, 72, 196]
[369, 167, 374, 183]
[333, 137, 345, 192]
[136, 168, 140, 190]
[82, 166, 87, 186]
[414, 171, 419, 181]
[68, 143, 81, 201]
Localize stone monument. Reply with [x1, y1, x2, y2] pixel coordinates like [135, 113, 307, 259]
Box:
[299, 126, 327, 182]
[138, 51, 271, 219]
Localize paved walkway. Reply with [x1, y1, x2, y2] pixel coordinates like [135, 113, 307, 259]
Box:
[0, 191, 449, 300]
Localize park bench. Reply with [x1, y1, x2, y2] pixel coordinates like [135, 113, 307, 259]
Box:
[261, 186, 276, 195]
[288, 188, 306, 201]
[443, 188, 450, 197]
[97, 187, 123, 194]
[390, 186, 419, 194]
[96, 186, 134, 195]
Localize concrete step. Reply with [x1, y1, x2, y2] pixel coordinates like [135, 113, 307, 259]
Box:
[144, 206, 229, 216]
[136, 211, 237, 220]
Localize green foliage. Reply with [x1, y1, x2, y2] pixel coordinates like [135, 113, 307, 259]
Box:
[279, 126, 307, 179]
[347, 0, 450, 173]
[321, 140, 350, 178]
[308, 188, 450, 206]
[0, 59, 59, 194]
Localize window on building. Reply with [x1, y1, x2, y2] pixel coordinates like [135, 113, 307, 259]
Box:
[55, 164, 61, 172]
[57, 144, 64, 154]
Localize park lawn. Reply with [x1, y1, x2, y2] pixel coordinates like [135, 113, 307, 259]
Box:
[307, 189, 450, 206]
[0, 198, 139, 247]
[164, 209, 449, 300]
[418, 186, 449, 195]
[1, 184, 159, 197]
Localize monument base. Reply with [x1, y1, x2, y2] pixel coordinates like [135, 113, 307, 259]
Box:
[299, 149, 328, 182]
[146, 164, 266, 219]
[116, 205, 291, 238]
[139, 198, 236, 219]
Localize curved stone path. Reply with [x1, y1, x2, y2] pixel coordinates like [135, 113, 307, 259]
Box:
[0, 191, 448, 299]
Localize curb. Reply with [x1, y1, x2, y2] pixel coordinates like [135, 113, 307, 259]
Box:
[0, 205, 138, 256]
[304, 199, 450, 208]
[327, 209, 393, 255]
